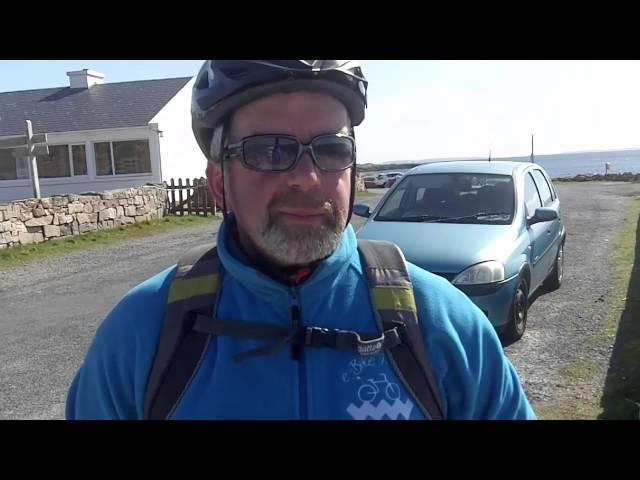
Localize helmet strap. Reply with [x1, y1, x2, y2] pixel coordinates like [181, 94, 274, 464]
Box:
[345, 127, 357, 227]
[215, 120, 231, 225]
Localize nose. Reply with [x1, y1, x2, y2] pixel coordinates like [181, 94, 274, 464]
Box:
[287, 150, 320, 191]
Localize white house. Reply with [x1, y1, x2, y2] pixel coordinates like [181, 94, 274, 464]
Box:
[0, 69, 208, 204]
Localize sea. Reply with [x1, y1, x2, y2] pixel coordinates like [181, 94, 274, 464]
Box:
[496, 149, 640, 178]
[381, 149, 640, 179]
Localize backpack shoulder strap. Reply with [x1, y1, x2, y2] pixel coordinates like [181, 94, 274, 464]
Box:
[143, 243, 221, 420]
[357, 239, 445, 420]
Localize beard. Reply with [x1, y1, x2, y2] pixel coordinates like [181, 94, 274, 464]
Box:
[256, 189, 348, 267]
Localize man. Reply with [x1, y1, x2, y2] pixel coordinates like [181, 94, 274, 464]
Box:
[66, 60, 536, 420]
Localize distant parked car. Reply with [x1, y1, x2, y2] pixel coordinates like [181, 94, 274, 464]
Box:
[383, 172, 404, 187]
[362, 175, 378, 189]
[354, 161, 566, 342]
[363, 171, 404, 188]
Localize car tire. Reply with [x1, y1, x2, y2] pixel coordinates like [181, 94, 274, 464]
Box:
[503, 277, 529, 343]
[543, 242, 564, 291]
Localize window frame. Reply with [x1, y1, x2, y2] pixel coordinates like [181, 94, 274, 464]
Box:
[92, 139, 152, 177]
[531, 169, 554, 207]
[524, 171, 543, 219]
[0, 148, 30, 181]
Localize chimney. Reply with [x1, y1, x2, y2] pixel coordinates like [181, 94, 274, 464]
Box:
[67, 69, 105, 89]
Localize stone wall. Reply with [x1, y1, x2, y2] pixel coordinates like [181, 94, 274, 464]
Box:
[0, 186, 167, 249]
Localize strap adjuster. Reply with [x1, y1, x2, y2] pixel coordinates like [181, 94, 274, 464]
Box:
[356, 333, 386, 356]
[304, 326, 402, 356]
[304, 327, 339, 348]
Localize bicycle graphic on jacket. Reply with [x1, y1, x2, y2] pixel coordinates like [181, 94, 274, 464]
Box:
[343, 371, 401, 404]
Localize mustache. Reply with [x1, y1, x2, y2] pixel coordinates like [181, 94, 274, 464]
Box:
[269, 189, 334, 214]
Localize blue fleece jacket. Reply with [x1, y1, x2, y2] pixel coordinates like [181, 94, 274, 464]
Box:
[66, 221, 536, 420]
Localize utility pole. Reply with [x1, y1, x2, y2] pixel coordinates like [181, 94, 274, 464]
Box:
[530, 134, 535, 163]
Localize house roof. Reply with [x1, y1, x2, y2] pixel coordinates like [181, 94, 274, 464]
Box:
[0, 77, 192, 137]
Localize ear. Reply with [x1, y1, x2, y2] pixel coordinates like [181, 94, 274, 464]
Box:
[206, 161, 224, 206]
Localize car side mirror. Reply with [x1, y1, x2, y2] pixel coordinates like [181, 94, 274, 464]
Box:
[527, 207, 558, 225]
[353, 203, 371, 218]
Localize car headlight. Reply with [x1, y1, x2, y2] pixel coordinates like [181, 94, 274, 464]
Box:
[452, 261, 505, 285]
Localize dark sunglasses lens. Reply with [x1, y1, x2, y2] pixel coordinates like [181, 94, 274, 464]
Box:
[313, 136, 355, 171]
[243, 136, 298, 171]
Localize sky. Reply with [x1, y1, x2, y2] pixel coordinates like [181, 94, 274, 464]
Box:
[1, 60, 639, 164]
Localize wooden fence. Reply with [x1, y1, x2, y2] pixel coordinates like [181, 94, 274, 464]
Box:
[164, 177, 218, 216]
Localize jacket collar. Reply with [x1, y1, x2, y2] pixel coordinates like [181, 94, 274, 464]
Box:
[216, 217, 358, 302]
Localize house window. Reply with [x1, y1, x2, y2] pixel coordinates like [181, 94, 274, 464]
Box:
[37, 145, 71, 178]
[95, 142, 113, 176]
[72, 145, 88, 175]
[0, 148, 29, 180]
[94, 140, 151, 176]
[34, 144, 88, 178]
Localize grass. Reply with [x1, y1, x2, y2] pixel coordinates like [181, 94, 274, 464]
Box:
[532, 360, 602, 420]
[534, 400, 602, 420]
[597, 194, 640, 419]
[558, 359, 600, 383]
[0, 214, 220, 270]
[587, 199, 640, 349]
[355, 190, 377, 197]
[532, 190, 640, 420]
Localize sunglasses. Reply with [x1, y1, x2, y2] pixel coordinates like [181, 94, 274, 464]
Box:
[223, 133, 356, 172]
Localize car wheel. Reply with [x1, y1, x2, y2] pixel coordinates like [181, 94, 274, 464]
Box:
[543, 242, 564, 290]
[503, 277, 529, 343]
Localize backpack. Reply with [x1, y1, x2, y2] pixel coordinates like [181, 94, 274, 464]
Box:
[143, 239, 444, 420]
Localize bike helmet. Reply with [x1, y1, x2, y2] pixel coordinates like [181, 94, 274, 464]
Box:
[191, 60, 368, 159]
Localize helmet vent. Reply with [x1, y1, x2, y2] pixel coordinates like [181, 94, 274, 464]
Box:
[223, 67, 250, 79]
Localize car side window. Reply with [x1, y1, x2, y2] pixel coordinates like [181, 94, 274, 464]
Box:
[542, 170, 558, 200]
[531, 170, 553, 206]
[524, 173, 542, 218]
[377, 188, 406, 217]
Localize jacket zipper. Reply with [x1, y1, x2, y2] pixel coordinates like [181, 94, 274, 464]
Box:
[290, 286, 308, 419]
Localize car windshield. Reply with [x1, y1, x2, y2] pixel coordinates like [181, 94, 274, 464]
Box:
[375, 172, 515, 225]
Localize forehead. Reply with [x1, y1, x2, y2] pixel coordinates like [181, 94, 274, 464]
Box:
[229, 91, 351, 140]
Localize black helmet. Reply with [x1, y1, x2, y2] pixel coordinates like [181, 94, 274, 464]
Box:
[191, 60, 368, 158]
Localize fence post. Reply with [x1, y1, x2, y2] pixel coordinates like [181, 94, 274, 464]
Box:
[162, 181, 169, 213]
[193, 178, 204, 215]
[170, 178, 176, 214]
[192, 178, 198, 215]
[178, 178, 184, 216]
[201, 177, 208, 217]
[186, 178, 193, 216]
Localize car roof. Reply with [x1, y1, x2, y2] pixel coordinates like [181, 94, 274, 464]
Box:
[406, 160, 538, 177]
